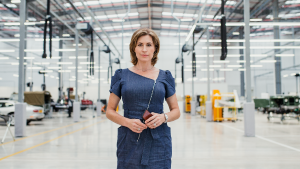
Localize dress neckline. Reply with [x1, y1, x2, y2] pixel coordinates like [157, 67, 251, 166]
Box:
[127, 68, 161, 81]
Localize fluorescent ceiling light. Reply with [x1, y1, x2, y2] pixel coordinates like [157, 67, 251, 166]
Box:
[228, 65, 242, 68]
[251, 54, 268, 57]
[250, 18, 262, 22]
[11, 0, 21, 4]
[237, 60, 253, 63]
[50, 76, 55, 78]
[0, 50, 15, 53]
[78, 70, 89, 72]
[40, 70, 53, 73]
[57, 62, 73, 65]
[34, 38, 60, 41]
[162, 24, 193, 28]
[210, 65, 221, 68]
[260, 60, 277, 63]
[69, 56, 88, 59]
[181, 18, 193, 22]
[13, 74, 19, 77]
[184, 69, 193, 71]
[24, 49, 43, 52]
[201, 69, 214, 71]
[11, 63, 27, 65]
[112, 19, 125, 22]
[27, 67, 42, 69]
[276, 54, 294, 57]
[95, 70, 108, 72]
[48, 67, 62, 69]
[34, 62, 50, 65]
[220, 69, 233, 71]
[0, 57, 9, 60]
[17, 57, 35, 59]
[186, 65, 200, 68]
[73, 44, 82, 46]
[46, 57, 61, 59]
[213, 60, 230, 63]
[227, 55, 241, 57]
[291, 73, 296, 76]
[189, 61, 206, 63]
[232, 32, 240, 35]
[68, 67, 82, 69]
[251, 65, 263, 67]
[283, 74, 289, 77]
[80, 62, 96, 64]
[0, 39, 19, 42]
[196, 55, 214, 57]
[58, 70, 71, 73]
[62, 34, 70, 37]
[55, 49, 76, 52]
[238, 69, 246, 71]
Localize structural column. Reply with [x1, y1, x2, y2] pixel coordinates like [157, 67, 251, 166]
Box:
[273, 0, 282, 95]
[59, 27, 63, 99]
[15, 0, 27, 137]
[206, 27, 212, 122]
[243, 0, 255, 137]
[97, 46, 102, 116]
[239, 28, 245, 97]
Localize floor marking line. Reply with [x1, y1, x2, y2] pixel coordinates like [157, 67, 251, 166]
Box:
[219, 123, 300, 153]
[0, 119, 104, 161]
[0, 117, 96, 146]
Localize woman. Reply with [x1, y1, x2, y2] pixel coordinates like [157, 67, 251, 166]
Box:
[106, 28, 180, 169]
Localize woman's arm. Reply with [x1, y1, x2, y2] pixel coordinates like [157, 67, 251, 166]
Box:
[145, 93, 180, 128]
[106, 93, 147, 133]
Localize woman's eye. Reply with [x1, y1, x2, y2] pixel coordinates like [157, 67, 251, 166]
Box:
[147, 44, 152, 46]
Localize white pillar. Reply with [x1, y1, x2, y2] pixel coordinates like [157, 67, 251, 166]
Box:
[97, 102, 102, 116]
[206, 101, 212, 122]
[15, 103, 26, 137]
[73, 102, 80, 122]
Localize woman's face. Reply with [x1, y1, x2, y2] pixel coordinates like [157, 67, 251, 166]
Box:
[134, 35, 155, 64]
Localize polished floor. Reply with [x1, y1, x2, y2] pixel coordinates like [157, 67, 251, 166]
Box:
[0, 102, 300, 169]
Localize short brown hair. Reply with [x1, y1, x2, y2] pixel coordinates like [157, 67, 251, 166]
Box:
[129, 28, 160, 66]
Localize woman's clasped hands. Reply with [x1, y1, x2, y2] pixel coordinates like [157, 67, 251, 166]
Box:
[126, 112, 166, 133]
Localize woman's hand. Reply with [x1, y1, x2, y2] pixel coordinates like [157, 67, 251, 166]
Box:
[126, 119, 147, 133]
[145, 113, 165, 129]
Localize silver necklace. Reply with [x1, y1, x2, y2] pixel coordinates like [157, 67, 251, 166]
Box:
[134, 66, 154, 72]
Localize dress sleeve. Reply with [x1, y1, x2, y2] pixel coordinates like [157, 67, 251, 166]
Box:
[109, 69, 122, 98]
[164, 70, 176, 99]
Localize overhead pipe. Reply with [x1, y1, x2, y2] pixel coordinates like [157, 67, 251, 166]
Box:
[121, 0, 131, 59]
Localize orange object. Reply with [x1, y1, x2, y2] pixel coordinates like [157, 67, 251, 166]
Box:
[185, 95, 191, 112]
[212, 90, 223, 122]
[101, 105, 106, 113]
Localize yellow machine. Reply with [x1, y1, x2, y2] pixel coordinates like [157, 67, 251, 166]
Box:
[199, 95, 207, 117]
[212, 90, 238, 122]
[185, 95, 191, 113]
[212, 90, 223, 122]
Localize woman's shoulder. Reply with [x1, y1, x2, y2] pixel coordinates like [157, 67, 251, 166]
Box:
[160, 69, 173, 77]
[160, 69, 175, 86]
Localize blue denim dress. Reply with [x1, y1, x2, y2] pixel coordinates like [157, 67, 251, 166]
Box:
[109, 68, 175, 169]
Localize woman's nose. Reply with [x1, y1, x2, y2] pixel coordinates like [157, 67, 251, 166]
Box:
[142, 45, 147, 51]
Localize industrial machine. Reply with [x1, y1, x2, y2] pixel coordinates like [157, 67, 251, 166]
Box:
[212, 90, 240, 122]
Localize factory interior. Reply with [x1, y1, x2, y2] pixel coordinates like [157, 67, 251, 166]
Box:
[0, 0, 300, 168]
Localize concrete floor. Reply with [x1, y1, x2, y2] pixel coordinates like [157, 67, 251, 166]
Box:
[0, 102, 300, 169]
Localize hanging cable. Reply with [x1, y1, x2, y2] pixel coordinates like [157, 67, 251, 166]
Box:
[42, 0, 52, 59]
